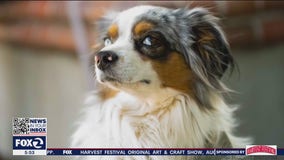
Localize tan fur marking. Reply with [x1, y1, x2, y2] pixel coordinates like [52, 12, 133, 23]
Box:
[151, 52, 194, 95]
[91, 43, 102, 50]
[99, 86, 119, 100]
[133, 21, 154, 36]
[198, 32, 215, 43]
[107, 24, 119, 40]
[197, 29, 215, 62]
[197, 26, 215, 44]
[91, 43, 104, 54]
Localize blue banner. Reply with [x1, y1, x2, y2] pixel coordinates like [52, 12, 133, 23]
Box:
[278, 149, 284, 155]
[46, 148, 284, 156]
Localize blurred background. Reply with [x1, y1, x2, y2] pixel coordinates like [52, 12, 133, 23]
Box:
[0, 1, 283, 159]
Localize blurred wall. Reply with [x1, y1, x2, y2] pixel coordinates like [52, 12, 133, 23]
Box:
[0, 44, 86, 159]
[227, 45, 284, 147]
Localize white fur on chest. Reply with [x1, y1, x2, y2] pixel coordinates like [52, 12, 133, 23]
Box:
[72, 90, 249, 160]
[72, 91, 221, 148]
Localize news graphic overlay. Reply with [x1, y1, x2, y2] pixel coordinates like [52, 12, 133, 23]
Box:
[13, 117, 47, 155]
[46, 148, 247, 156]
[246, 145, 277, 156]
[46, 148, 284, 156]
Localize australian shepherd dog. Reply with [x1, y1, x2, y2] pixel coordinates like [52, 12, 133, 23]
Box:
[72, 5, 249, 160]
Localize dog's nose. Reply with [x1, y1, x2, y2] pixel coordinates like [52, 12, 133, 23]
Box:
[95, 51, 118, 70]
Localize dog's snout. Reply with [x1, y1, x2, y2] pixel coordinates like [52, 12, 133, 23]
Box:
[95, 51, 118, 70]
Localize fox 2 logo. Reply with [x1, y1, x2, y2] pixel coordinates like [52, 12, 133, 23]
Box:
[13, 136, 46, 150]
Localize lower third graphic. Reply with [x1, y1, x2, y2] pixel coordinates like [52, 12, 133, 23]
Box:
[12, 117, 47, 155]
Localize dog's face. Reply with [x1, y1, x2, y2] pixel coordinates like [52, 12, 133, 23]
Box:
[94, 6, 233, 101]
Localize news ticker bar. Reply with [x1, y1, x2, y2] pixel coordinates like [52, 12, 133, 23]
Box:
[45, 148, 284, 156]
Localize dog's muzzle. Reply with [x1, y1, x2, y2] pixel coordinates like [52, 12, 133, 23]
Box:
[95, 51, 118, 71]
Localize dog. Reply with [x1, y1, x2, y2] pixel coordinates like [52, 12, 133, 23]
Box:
[72, 5, 250, 159]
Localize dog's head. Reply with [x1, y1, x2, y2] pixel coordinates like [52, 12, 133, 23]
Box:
[94, 5, 234, 104]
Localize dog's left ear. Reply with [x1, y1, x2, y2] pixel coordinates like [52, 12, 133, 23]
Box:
[186, 8, 234, 79]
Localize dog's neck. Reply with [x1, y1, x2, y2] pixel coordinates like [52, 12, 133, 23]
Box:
[72, 85, 245, 149]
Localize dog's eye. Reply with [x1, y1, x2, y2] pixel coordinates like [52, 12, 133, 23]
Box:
[104, 38, 112, 46]
[135, 31, 169, 58]
[142, 36, 161, 48]
[142, 37, 152, 46]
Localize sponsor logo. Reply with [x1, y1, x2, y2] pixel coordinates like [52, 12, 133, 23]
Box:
[246, 145, 277, 155]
